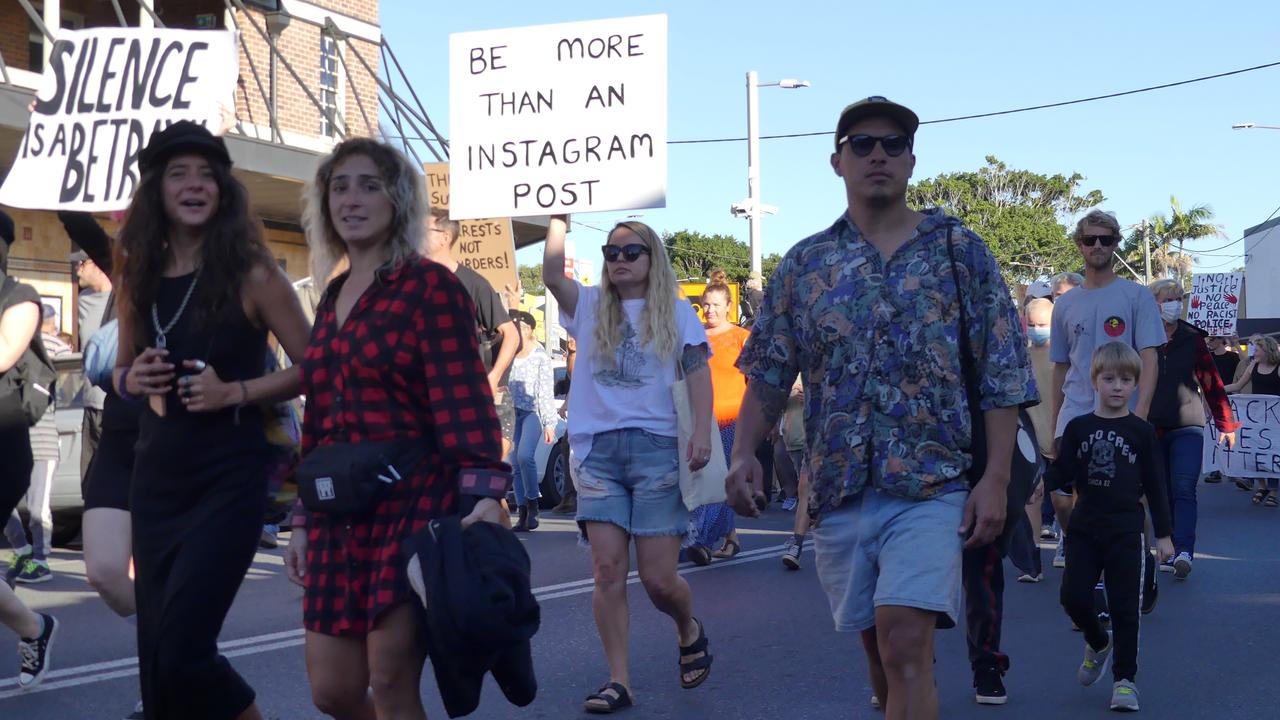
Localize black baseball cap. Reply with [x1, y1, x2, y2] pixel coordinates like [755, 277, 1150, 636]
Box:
[138, 120, 231, 174]
[69, 249, 89, 263]
[510, 310, 536, 330]
[835, 96, 920, 149]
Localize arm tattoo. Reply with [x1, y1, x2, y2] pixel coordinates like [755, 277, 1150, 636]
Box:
[680, 343, 709, 375]
[749, 380, 788, 425]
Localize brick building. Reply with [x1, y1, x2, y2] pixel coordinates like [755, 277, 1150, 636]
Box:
[0, 0, 385, 340]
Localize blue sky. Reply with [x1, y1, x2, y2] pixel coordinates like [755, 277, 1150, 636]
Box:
[381, 0, 1280, 276]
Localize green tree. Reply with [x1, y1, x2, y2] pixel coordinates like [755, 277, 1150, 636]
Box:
[517, 264, 545, 295]
[663, 230, 751, 282]
[907, 156, 1104, 285]
[1126, 197, 1225, 287]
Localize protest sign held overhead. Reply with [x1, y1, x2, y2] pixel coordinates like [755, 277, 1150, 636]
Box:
[1187, 272, 1243, 337]
[425, 162, 518, 293]
[1204, 394, 1280, 478]
[448, 14, 668, 219]
[0, 28, 237, 212]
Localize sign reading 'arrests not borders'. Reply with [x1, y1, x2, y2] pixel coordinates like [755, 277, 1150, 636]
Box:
[447, 14, 668, 219]
[0, 28, 237, 212]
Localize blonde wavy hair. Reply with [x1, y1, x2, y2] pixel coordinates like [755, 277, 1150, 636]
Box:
[593, 221, 679, 362]
[1253, 335, 1280, 366]
[303, 138, 426, 285]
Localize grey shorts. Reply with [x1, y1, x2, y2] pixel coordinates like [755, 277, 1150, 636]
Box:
[812, 488, 967, 633]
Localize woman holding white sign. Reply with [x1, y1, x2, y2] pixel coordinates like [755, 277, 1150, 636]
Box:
[543, 215, 715, 713]
[1147, 279, 1238, 581]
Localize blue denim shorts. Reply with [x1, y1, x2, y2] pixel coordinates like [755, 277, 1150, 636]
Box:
[573, 428, 688, 538]
[812, 488, 968, 633]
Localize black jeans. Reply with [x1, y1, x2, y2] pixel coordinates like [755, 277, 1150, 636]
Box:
[963, 540, 1009, 673]
[1060, 528, 1145, 682]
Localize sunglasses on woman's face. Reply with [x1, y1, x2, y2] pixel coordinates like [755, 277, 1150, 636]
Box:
[602, 243, 651, 263]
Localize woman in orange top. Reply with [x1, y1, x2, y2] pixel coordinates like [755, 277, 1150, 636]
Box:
[686, 272, 751, 565]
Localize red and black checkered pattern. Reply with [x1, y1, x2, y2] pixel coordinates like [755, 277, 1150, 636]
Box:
[299, 257, 511, 636]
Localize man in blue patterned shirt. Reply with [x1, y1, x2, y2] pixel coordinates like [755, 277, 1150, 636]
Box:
[728, 97, 1038, 719]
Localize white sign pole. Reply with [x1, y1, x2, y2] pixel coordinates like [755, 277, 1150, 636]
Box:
[448, 15, 668, 219]
[0, 28, 238, 212]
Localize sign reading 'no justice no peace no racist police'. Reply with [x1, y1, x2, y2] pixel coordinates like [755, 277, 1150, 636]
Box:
[0, 28, 238, 212]
[447, 15, 668, 219]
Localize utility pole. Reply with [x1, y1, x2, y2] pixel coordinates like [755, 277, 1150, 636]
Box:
[1142, 220, 1152, 285]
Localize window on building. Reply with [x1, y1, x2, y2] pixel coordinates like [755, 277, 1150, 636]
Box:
[27, 8, 85, 74]
[319, 35, 342, 138]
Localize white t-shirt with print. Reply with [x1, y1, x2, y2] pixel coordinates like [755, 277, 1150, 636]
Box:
[561, 283, 710, 463]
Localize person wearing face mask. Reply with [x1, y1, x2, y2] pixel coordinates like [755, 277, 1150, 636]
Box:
[1146, 279, 1237, 581]
[1018, 298, 1055, 582]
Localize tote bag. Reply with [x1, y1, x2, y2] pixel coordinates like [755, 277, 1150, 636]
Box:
[672, 361, 728, 511]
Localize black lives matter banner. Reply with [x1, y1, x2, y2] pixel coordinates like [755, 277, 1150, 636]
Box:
[447, 15, 667, 219]
[0, 28, 237, 212]
[1203, 394, 1280, 478]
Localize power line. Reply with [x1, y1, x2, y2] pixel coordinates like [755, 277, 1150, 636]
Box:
[668, 58, 1280, 145]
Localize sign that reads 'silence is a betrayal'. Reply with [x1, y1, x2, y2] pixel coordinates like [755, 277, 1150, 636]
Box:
[0, 28, 237, 212]
[448, 15, 667, 219]
[425, 163, 518, 293]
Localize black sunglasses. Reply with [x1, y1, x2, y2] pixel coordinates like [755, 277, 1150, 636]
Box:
[1079, 234, 1119, 247]
[838, 133, 912, 158]
[602, 243, 651, 263]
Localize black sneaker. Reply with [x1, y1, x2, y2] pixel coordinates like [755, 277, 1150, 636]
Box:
[974, 665, 1008, 705]
[18, 613, 58, 689]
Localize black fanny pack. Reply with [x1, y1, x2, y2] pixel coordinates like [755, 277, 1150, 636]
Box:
[296, 440, 424, 515]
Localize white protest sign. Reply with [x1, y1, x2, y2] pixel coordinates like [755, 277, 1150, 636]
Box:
[0, 28, 238, 212]
[448, 15, 667, 219]
[1202, 394, 1280, 477]
[1187, 272, 1243, 336]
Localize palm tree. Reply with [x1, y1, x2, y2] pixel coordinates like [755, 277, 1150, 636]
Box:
[1148, 196, 1225, 288]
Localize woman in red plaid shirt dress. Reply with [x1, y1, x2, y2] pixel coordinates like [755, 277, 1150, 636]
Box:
[282, 139, 511, 719]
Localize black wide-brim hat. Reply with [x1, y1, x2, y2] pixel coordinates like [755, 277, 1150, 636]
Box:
[138, 120, 231, 174]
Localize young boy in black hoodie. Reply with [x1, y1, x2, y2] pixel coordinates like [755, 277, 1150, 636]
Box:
[1048, 341, 1174, 712]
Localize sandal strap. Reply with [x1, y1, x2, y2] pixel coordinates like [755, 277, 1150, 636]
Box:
[679, 652, 714, 671]
[680, 618, 709, 654]
[586, 682, 632, 707]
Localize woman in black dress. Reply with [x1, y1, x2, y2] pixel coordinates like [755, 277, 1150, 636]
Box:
[111, 122, 311, 720]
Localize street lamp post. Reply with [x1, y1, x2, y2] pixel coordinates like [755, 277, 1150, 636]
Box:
[736, 72, 810, 276]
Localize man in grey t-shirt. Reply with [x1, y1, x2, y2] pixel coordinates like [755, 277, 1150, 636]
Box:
[1049, 211, 1164, 440]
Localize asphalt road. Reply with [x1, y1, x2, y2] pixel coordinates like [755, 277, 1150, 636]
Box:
[2, 481, 1277, 719]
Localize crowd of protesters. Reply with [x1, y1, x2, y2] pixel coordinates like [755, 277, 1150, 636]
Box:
[0, 94, 1258, 720]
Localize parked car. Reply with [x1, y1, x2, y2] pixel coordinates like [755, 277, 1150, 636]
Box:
[17, 354, 87, 545]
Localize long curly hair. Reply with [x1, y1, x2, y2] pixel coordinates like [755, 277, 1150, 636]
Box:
[116, 154, 270, 345]
[302, 138, 425, 286]
[593, 221, 679, 362]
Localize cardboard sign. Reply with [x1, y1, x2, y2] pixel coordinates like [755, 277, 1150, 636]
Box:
[1187, 272, 1243, 336]
[1203, 394, 1280, 477]
[0, 28, 238, 211]
[447, 14, 668, 219]
[425, 162, 518, 293]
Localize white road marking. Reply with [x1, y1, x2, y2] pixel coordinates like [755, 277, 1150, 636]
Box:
[0, 543, 804, 699]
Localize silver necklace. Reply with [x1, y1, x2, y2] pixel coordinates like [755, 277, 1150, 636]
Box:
[151, 270, 201, 349]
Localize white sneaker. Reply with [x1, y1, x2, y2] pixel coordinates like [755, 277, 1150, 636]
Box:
[1077, 636, 1112, 687]
[1173, 552, 1193, 580]
[1110, 679, 1140, 711]
[1017, 572, 1044, 583]
[1052, 538, 1066, 568]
